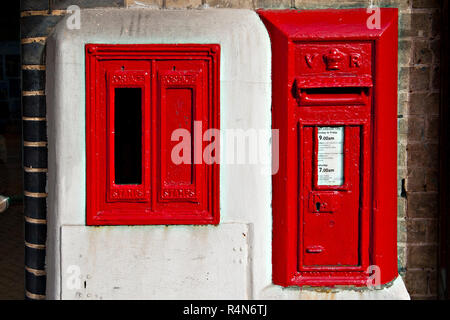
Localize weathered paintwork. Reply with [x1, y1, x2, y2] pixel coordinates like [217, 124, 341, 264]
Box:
[258, 8, 398, 287]
[86, 44, 220, 225]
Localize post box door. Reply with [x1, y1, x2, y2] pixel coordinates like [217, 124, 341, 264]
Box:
[300, 126, 361, 268]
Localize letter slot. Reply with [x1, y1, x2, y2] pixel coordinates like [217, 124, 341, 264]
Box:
[294, 75, 372, 106]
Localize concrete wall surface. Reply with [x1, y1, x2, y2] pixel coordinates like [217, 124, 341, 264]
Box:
[46, 7, 410, 300]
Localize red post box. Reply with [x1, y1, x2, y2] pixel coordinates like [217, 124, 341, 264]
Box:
[258, 9, 398, 286]
[85, 44, 220, 225]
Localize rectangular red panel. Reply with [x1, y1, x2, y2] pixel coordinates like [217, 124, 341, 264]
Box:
[158, 70, 202, 204]
[300, 126, 361, 269]
[86, 44, 220, 225]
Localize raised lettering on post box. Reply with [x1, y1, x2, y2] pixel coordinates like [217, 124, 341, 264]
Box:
[86, 44, 220, 225]
[259, 9, 398, 287]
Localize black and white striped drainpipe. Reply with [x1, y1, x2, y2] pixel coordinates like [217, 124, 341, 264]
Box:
[20, 0, 128, 301]
[21, 0, 70, 300]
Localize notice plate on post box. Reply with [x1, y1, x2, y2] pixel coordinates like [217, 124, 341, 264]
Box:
[317, 127, 344, 186]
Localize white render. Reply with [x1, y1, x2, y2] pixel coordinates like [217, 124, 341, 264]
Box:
[46, 8, 409, 300]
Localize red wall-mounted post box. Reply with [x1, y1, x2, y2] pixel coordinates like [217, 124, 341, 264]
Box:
[85, 44, 220, 225]
[258, 9, 398, 286]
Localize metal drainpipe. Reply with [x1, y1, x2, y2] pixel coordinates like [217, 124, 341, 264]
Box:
[22, 59, 48, 300]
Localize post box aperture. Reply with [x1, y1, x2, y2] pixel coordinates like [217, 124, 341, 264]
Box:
[86, 44, 220, 225]
[259, 9, 398, 287]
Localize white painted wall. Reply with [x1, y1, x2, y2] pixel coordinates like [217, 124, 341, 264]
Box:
[46, 8, 409, 300]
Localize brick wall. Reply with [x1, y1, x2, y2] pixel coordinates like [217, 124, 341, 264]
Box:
[20, 0, 442, 299]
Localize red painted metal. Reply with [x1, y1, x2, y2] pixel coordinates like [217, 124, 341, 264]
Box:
[86, 44, 220, 225]
[258, 9, 398, 286]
